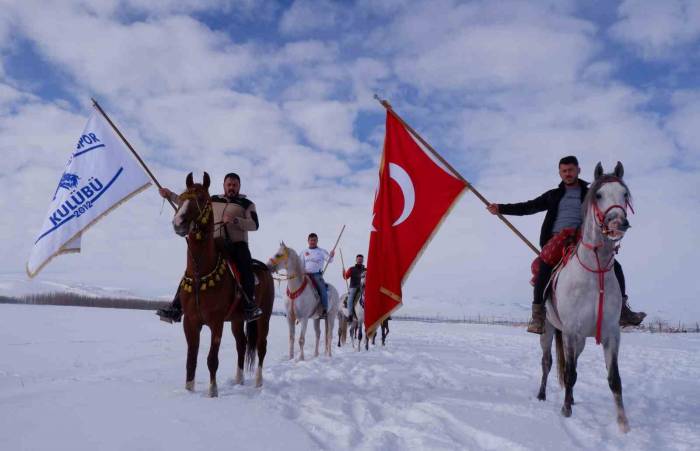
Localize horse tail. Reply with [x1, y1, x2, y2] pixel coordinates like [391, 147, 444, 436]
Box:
[555, 329, 565, 389]
[245, 320, 258, 373]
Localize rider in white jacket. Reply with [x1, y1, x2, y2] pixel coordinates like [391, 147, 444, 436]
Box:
[301, 233, 334, 317]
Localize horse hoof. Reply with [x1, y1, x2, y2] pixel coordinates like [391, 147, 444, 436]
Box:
[618, 417, 630, 433]
[234, 368, 244, 385]
[209, 384, 218, 398]
[561, 406, 572, 417]
[537, 392, 546, 401]
[185, 380, 195, 392]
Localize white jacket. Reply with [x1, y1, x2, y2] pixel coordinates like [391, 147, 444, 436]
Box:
[301, 247, 333, 273]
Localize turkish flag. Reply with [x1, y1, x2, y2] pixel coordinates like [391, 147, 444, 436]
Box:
[364, 111, 468, 334]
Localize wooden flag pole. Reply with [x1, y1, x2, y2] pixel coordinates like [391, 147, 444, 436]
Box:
[91, 98, 177, 212]
[339, 248, 350, 292]
[374, 95, 540, 256]
[322, 224, 346, 275]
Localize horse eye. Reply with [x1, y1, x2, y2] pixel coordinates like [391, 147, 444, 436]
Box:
[595, 193, 602, 200]
[624, 192, 629, 198]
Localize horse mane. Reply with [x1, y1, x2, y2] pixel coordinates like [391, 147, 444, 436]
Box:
[581, 174, 631, 220]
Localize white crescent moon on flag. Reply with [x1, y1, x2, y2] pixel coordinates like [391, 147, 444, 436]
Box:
[389, 162, 415, 226]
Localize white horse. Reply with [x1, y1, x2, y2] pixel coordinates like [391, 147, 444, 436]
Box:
[268, 243, 339, 360]
[337, 295, 349, 347]
[348, 282, 368, 351]
[538, 162, 632, 433]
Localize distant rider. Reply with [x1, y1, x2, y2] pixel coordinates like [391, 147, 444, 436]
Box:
[301, 233, 334, 318]
[343, 254, 366, 321]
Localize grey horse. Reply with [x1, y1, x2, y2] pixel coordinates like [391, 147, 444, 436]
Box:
[538, 162, 632, 433]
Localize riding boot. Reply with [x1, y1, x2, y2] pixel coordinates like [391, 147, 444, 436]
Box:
[156, 289, 183, 324]
[619, 295, 646, 327]
[243, 291, 263, 322]
[527, 303, 545, 334]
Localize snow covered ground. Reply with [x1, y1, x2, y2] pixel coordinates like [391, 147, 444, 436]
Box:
[1, 304, 698, 450]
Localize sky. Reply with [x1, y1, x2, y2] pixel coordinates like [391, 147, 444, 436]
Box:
[0, 0, 698, 321]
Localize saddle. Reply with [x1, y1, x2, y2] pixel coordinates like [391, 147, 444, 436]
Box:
[307, 275, 328, 302]
[224, 258, 268, 286]
[530, 229, 581, 319]
[530, 228, 580, 288]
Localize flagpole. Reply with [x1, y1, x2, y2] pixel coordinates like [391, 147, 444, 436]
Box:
[339, 248, 350, 292]
[374, 95, 540, 256]
[322, 224, 346, 275]
[91, 98, 177, 212]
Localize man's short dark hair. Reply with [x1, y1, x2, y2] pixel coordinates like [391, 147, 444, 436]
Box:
[559, 156, 579, 166]
[308, 233, 318, 239]
[356, 254, 364, 259]
[224, 172, 240, 182]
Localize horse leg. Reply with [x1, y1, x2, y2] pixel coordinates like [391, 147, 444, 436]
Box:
[382, 320, 389, 346]
[603, 333, 630, 432]
[183, 319, 201, 391]
[207, 322, 224, 397]
[325, 318, 333, 357]
[537, 321, 555, 401]
[288, 315, 295, 360]
[298, 318, 309, 361]
[561, 335, 584, 417]
[232, 319, 246, 385]
[357, 323, 363, 352]
[313, 318, 321, 357]
[255, 318, 268, 388]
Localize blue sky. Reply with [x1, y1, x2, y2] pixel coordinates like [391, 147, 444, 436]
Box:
[1, 0, 699, 321]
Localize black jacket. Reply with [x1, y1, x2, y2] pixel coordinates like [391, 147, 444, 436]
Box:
[498, 179, 589, 247]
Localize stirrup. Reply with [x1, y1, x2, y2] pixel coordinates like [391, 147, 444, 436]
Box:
[156, 307, 182, 324]
[245, 306, 262, 322]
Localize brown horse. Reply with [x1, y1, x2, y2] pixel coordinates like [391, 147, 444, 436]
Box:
[173, 172, 273, 395]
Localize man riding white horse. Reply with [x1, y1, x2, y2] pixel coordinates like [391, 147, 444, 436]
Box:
[301, 233, 334, 319]
[487, 156, 646, 334]
[156, 172, 263, 323]
[343, 254, 366, 322]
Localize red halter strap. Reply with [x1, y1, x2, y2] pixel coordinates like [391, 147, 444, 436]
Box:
[576, 234, 619, 345]
[286, 275, 309, 300]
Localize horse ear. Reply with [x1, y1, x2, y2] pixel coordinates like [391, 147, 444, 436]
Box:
[594, 162, 603, 180]
[203, 172, 211, 189]
[614, 161, 624, 179]
[186, 172, 194, 188]
[280, 240, 286, 248]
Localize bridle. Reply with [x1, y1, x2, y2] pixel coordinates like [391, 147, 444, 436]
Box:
[177, 188, 217, 322]
[590, 177, 634, 240]
[178, 190, 213, 241]
[574, 177, 633, 344]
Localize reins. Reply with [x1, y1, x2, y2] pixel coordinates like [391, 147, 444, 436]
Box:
[574, 180, 630, 344]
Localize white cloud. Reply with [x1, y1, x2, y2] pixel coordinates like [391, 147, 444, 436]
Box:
[11, 3, 258, 99]
[283, 100, 362, 154]
[610, 0, 700, 60]
[278, 0, 341, 36]
[666, 90, 700, 168]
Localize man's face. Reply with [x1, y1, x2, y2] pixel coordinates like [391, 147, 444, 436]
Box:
[356, 256, 364, 265]
[308, 236, 318, 248]
[558, 163, 580, 186]
[223, 177, 240, 197]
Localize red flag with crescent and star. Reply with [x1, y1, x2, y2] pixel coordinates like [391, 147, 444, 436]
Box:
[364, 111, 468, 334]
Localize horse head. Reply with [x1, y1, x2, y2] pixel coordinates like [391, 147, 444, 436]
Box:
[267, 241, 291, 272]
[172, 172, 212, 238]
[586, 161, 633, 242]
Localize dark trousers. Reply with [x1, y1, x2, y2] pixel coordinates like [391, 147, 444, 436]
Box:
[224, 241, 255, 303]
[533, 258, 627, 305]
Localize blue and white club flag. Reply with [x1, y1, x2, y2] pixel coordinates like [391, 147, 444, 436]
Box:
[27, 110, 151, 277]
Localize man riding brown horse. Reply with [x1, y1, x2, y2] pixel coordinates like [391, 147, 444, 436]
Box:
[157, 172, 263, 323]
[487, 156, 646, 334]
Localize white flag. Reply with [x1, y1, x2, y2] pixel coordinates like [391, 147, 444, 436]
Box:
[27, 110, 151, 277]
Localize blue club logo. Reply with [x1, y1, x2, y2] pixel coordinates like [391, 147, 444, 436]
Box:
[52, 172, 80, 200]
